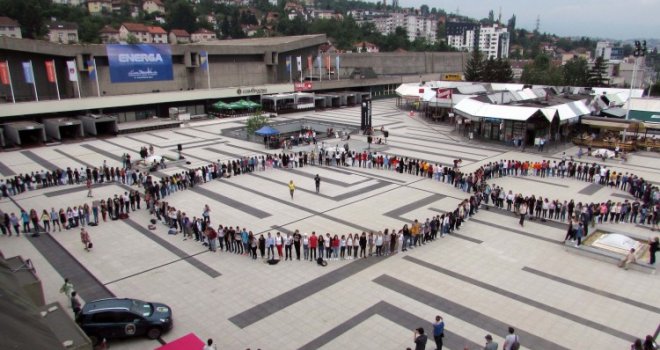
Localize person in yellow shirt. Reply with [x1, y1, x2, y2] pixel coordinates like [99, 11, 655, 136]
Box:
[288, 180, 295, 200]
[411, 219, 421, 247]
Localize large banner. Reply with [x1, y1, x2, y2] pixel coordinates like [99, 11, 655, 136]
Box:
[106, 44, 173, 83]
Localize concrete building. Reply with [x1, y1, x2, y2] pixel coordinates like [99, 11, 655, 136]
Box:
[99, 25, 120, 43]
[595, 41, 614, 60]
[446, 22, 509, 59]
[142, 0, 165, 14]
[478, 24, 509, 59]
[169, 29, 191, 44]
[148, 26, 168, 44]
[46, 22, 79, 44]
[446, 22, 479, 52]
[87, 0, 112, 15]
[353, 41, 379, 53]
[0, 34, 466, 122]
[119, 22, 167, 43]
[51, 0, 83, 5]
[0, 16, 22, 39]
[370, 13, 437, 43]
[191, 29, 217, 42]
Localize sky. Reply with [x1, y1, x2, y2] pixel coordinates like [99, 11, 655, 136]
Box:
[395, 0, 660, 40]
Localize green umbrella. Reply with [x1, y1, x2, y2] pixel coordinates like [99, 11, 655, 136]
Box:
[212, 101, 229, 110]
[244, 100, 261, 108]
[227, 101, 244, 109]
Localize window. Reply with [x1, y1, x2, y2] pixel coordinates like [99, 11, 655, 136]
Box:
[92, 311, 120, 323]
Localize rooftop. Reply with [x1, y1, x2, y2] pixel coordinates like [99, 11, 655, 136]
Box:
[0, 16, 19, 27]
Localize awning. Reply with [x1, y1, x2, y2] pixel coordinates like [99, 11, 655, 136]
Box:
[601, 108, 627, 118]
[581, 117, 645, 131]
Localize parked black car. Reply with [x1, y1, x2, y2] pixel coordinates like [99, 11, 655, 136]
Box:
[76, 298, 173, 344]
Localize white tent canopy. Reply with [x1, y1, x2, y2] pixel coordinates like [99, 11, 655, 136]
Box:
[455, 97, 591, 123]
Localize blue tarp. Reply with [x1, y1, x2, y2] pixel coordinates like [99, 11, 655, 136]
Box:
[255, 125, 280, 136]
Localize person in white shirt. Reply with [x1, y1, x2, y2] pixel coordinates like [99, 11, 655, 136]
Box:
[503, 327, 519, 350]
[203, 338, 216, 350]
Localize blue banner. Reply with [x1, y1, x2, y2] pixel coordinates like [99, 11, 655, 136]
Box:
[106, 44, 173, 83]
[200, 51, 208, 71]
[22, 61, 34, 84]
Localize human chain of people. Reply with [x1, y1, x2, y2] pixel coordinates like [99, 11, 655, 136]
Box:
[1, 146, 658, 262]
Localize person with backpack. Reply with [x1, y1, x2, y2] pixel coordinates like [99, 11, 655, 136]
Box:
[503, 327, 520, 350]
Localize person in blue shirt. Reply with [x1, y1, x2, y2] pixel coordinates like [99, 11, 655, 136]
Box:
[432, 315, 444, 350]
[20, 210, 30, 234]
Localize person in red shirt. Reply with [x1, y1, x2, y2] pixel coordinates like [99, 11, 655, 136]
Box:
[309, 232, 318, 261]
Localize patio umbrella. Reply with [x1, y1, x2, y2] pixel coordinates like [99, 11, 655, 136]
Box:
[212, 101, 229, 110]
[255, 125, 280, 136]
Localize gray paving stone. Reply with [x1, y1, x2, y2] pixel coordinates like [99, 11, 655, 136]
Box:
[374, 274, 572, 350]
[402, 257, 638, 343]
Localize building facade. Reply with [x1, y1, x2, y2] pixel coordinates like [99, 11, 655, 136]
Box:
[0, 16, 22, 39]
[370, 13, 437, 43]
[47, 22, 79, 44]
[446, 22, 509, 59]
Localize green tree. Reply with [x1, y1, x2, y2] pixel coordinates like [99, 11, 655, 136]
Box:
[588, 56, 609, 87]
[464, 47, 484, 81]
[246, 112, 269, 136]
[520, 54, 563, 85]
[166, 0, 197, 33]
[495, 58, 514, 82]
[0, 0, 49, 39]
[126, 33, 139, 44]
[562, 56, 589, 86]
[482, 57, 497, 82]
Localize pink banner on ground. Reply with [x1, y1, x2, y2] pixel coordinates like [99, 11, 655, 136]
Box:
[154, 333, 204, 350]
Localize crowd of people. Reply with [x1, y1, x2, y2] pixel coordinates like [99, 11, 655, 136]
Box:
[3, 140, 659, 350]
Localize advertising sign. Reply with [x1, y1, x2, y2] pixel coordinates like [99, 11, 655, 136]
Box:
[294, 82, 313, 91]
[106, 44, 173, 83]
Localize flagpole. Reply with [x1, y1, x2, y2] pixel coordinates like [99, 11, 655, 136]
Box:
[93, 58, 100, 97]
[29, 60, 39, 102]
[75, 74, 81, 99]
[318, 57, 322, 81]
[6, 61, 16, 103]
[52, 60, 61, 100]
[206, 62, 211, 90]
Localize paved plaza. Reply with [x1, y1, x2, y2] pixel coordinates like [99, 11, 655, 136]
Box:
[1, 99, 659, 350]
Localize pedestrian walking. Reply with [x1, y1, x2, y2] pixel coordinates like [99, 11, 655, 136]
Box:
[314, 174, 321, 193]
[519, 202, 527, 227]
[484, 334, 499, 350]
[288, 180, 295, 200]
[80, 228, 92, 251]
[413, 327, 428, 350]
[59, 278, 74, 298]
[649, 237, 659, 265]
[432, 315, 444, 350]
[86, 178, 93, 198]
[70, 291, 82, 316]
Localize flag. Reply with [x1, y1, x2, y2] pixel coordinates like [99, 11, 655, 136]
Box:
[22, 61, 34, 84]
[307, 56, 313, 72]
[316, 56, 321, 68]
[87, 59, 96, 81]
[66, 60, 78, 81]
[335, 56, 340, 72]
[296, 56, 302, 72]
[436, 88, 452, 99]
[325, 54, 331, 71]
[0, 61, 9, 85]
[285, 56, 291, 73]
[45, 60, 56, 83]
[200, 51, 209, 71]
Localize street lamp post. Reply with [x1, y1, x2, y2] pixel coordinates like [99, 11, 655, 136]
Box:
[625, 40, 647, 121]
